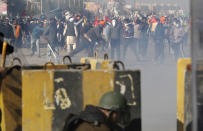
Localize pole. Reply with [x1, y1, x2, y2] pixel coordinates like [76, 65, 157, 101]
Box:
[191, 0, 203, 130]
[1, 42, 7, 68]
[134, 0, 135, 9]
[47, 44, 57, 59]
[82, 0, 85, 8]
[41, 0, 43, 14]
[74, 0, 76, 8]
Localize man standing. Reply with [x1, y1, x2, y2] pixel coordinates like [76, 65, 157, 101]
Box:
[63, 91, 128, 131]
[110, 19, 122, 60]
[170, 20, 184, 60]
[44, 18, 59, 63]
[63, 17, 77, 53]
[138, 17, 149, 60]
[2, 19, 14, 45]
[122, 18, 136, 60]
[14, 20, 23, 51]
[153, 19, 165, 63]
[31, 22, 44, 57]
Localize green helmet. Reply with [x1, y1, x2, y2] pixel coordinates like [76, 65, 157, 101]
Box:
[98, 91, 127, 111]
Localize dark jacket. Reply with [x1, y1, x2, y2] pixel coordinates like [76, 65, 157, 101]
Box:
[43, 22, 58, 46]
[80, 23, 92, 36]
[154, 22, 165, 40]
[0, 23, 4, 34]
[110, 23, 122, 40]
[123, 23, 134, 39]
[63, 105, 123, 131]
[31, 25, 44, 39]
[75, 122, 111, 131]
[66, 21, 76, 36]
[3, 23, 14, 39]
[87, 26, 103, 43]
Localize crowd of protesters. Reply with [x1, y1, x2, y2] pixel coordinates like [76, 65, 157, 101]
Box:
[0, 8, 190, 63]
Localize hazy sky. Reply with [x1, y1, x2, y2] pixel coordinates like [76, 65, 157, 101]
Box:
[126, 0, 190, 12]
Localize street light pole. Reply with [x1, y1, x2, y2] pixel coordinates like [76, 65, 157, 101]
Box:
[41, 0, 43, 14]
[134, 0, 135, 9]
[74, 0, 76, 8]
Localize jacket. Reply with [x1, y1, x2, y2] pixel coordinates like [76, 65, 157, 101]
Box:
[65, 21, 76, 36]
[63, 105, 124, 131]
[110, 23, 121, 40]
[31, 25, 44, 39]
[87, 26, 104, 43]
[3, 24, 14, 39]
[43, 22, 58, 46]
[123, 23, 134, 39]
[154, 22, 165, 40]
[103, 23, 112, 42]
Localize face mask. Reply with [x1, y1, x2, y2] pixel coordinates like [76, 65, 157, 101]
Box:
[69, 18, 74, 22]
[112, 21, 116, 27]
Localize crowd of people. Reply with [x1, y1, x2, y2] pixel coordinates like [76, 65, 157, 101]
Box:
[0, 8, 190, 63]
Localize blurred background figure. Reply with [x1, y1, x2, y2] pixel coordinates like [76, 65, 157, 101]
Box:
[110, 19, 122, 60]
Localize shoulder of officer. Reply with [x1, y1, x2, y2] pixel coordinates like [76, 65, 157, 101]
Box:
[75, 121, 111, 131]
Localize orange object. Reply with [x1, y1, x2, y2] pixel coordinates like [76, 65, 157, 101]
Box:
[94, 16, 98, 27]
[147, 19, 150, 24]
[15, 25, 20, 38]
[99, 20, 105, 25]
[160, 17, 166, 24]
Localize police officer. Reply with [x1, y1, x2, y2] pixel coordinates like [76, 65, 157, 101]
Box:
[63, 91, 128, 131]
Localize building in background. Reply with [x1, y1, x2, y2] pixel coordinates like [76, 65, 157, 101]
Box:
[26, 0, 41, 15]
[0, 0, 7, 16]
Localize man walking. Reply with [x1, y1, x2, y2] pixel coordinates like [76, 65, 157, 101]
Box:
[31, 22, 44, 57]
[110, 19, 122, 60]
[44, 18, 59, 63]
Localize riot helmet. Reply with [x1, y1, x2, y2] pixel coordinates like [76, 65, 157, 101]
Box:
[98, 91, 127, 111]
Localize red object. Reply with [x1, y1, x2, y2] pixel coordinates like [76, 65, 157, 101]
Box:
[105, 16, 111, 22]
[151, 15, 158, 23]
[15, 25, 20, 38]
[22, 10, 26, 17]
[187, 64, 192, 71]
[98, 20, 105, 25]
[94, 16, 99, 27]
